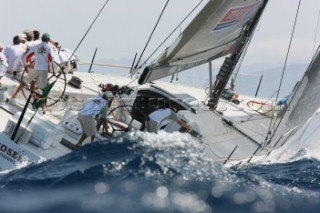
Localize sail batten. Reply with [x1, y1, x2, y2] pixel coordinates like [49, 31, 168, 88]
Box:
[139, 0, 266, 85]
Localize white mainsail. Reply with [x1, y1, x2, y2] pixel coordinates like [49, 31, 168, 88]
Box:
[138, 0, 267, 85]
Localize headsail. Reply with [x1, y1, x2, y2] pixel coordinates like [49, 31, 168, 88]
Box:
[262, 47, 320, 151]
[282, 47, 320, 127]
[138, 0, 267, 85]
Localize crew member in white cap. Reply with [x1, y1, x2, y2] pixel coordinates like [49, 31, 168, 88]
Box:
[75, 91, 114, 147]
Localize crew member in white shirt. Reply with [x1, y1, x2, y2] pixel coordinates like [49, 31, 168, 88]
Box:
[75, 91, 114, 147]
[146, 104, 191, 133]
[58, 45, 78, 72]
[12, 43, 33, 81]
[24, 33, 53, 90]
[3, 35, 25, 76]
[49, 40, 61, 66]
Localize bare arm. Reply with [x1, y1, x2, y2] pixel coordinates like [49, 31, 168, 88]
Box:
[176, 119, 192, 130]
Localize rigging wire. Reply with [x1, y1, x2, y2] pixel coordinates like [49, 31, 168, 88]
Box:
[66, 0, 110, 65]
[265, 0, 302, 143]
[141, 0, 204, 66]
[134, 0, 170, 69]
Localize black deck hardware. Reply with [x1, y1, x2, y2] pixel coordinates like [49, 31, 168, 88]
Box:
[60, 138, 77, 150]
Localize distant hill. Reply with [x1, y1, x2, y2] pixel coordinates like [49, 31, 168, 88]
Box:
[154, 63, 308, 98]
[236, 63, 308, 98]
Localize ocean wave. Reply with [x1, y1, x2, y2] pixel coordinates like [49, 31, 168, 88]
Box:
[0, 131, 319, 213]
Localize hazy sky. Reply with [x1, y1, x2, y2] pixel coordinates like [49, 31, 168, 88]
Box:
[1, 0, 320, 70]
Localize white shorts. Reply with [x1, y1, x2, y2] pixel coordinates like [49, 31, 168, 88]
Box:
[23, 69, 48, 89]
[78, 114, 97, 136]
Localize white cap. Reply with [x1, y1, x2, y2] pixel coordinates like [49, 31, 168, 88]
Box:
[0, 43, 3, 49]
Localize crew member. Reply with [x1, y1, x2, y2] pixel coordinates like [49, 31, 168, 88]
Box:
[146, 104, 192, 133]
[75, 91, 114, 147]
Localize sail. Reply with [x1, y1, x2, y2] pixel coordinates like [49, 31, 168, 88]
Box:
[138, 0, 267, 85]
[283, 48, 320, 128]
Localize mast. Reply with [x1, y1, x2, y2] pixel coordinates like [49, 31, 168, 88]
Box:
[209, 0, 269, 110]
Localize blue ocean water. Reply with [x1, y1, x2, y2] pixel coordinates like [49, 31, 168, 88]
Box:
[0, 131, 319, 213]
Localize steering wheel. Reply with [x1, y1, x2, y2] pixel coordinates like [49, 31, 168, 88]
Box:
[22, 61, 67, 107]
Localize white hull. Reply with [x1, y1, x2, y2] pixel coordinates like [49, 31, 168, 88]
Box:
[0, 70, 310, 171]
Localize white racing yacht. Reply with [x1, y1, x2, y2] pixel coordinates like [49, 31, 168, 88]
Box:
[1, 0, 319, 171]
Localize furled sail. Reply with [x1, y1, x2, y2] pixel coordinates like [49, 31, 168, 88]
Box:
[138, 0, 266, 85]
